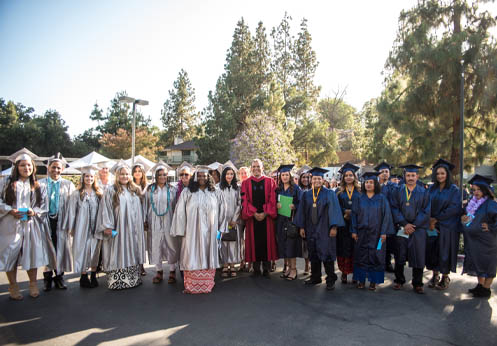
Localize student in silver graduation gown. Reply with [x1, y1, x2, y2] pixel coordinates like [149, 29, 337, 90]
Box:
[95, 161, 146, 290]
[351, 171, 393, 291]
[0, 150, 55, 300]
[294, 167, 345, 291]
[461, 174, 497, 298]
[143, 161, 180, 284]
[39, 153, 75, 291]
[391, 164, 431, 294]
[425, 159, 461, 290]
[218, 161, 243, 278]
[170, 166, 226, 294]
[66, 166, 103, 288]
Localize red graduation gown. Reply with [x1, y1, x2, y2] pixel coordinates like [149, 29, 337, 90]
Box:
[241, 176, 278, 262]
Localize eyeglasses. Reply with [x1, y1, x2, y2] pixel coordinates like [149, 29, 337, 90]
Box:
[179, 173, 190, 177]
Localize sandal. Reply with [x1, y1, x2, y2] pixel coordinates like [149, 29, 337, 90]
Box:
[222, 268, 229, 278]
[369, 283, 376, 291]
[29, 282, 39, 298]
[393, 283, 403, 290]
[152, 271, 163, 284]
[341, 273, 347, 284]
[140, 265, 147, 276]
[428, 274, 440, 288]
[413, 286, 425, 294]
[271, 262, 276, 272]
[436, 276, 450, 290]
[230, 268, 237, 277]
[356, 282, 365, 289]
[8, 284, 23, 301]
[286, 269, 298, 281]
[168, 271, 176, 284]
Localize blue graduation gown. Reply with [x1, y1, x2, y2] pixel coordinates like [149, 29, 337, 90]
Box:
[426, 184, 461, 273]
[336, 188, 360, 259]
[462, 199, 497, 278]
[294, 187, 345, 262]
[380, 182, 397, 235]
[351, 193, 393, 272]
[391, 184, 431, 268]
[275, 185, 303, 258]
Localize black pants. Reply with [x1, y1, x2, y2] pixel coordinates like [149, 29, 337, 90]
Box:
[253, 261, 271, 273]
[311, 260, 337, 283]
[394, 264, 424, 287]
[48, 216, 62, 276]
[385, 235, 396, 266]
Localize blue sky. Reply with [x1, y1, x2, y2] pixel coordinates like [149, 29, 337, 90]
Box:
[4, 0, 488, 137]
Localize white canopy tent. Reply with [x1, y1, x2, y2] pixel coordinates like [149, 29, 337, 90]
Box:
[69, 151, 113, 169]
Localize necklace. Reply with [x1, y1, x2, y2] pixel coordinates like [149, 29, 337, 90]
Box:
[346, 186, 354, 205]
[150, 185, 170, 217]
[312, 187, 321, 208]
[405, 185, 414, 206]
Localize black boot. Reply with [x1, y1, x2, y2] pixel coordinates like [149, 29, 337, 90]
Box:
[43, 271, 53, 291]
[473, 285, 491, 298]
[54, 274, 67, 289]
[468, 283, 482, 293]
[80, 274, 92, 288]
[90, 272, 99, 288]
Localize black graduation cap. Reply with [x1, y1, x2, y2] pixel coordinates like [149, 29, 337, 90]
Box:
[362, 171, 380, 181]
[374, 161, 394, 172]
[399, 164, 423, 173]
[338, 162, 360, 174]
[277, 164, 295, 173]
[308, 167, 328, 177]
[467, 174, 494, 187]
[432, 158, 455, 172]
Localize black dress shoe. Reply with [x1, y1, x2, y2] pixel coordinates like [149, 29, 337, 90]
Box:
[54, 275, 67, 289]
[80, 274, 92, 288]
[251, 270, 261, 277]
[262, 270, 270, 278]
[43, 271, 53, 292]
[90, 272, 99, 288]
[326, 281, 335, 291]
[304, 278, 322, 285]
[473, 286, 491, 298]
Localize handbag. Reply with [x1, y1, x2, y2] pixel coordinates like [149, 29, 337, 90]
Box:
[284, 216, 299, 239]
[222, 226, 237, 241]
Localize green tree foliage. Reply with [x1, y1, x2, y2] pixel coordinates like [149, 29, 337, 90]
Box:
[161, 69, 199, 147]
[372, 0, 497, 175]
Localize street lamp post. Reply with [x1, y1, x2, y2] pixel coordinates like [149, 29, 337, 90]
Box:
[459, 61, 464, 207]
[118, 96, 149, 166]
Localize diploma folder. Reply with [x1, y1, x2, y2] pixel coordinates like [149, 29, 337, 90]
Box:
[277, 195, 293, 218]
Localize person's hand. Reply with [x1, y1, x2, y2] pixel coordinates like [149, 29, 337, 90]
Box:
[381, 234, 386, 243]
[429, 217, 437, 230]
[9, 209, 22, 219]
[289, 204, 295, 210]
[27, 208, 34, 217]
[229, 221, 237, 228]
[300, 228, 306, 239]
[344, 210, 351, 220]
[481, 223, 489, 232]
[329, 227, 337, 238]
[351, 233, 358, 242]
[404, 224, 416, 234]
[144, 222, 148, 231]
[104, 229, 112, 236]
[461, 215, 470, 224]
[277, 203, 282, 209]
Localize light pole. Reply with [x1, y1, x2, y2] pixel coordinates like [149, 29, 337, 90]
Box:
[118, 96, 149, 166]
[459, 60, 464, 207]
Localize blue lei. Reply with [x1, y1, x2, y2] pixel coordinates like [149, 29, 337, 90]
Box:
[150, 184, 170, 217]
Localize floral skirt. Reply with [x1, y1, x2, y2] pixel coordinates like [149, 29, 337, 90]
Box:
[183, 269, 216, 294]
[107, 265, 142, 290]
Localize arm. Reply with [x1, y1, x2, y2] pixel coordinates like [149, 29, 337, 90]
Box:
[217, 189, 227, 232]
[32, 184, 49, 218]
[241, 180, 257, 220]
[63, 190, 79, 234]
[350, 196, 359, 235]
[170, 189, 188, 237]
[263, 178, 278, 219]
[328, 189, 345, 228]
[435, 186, 462, 221]
[0, 177, 13, 217]
[380, 195, 393, 236]
[95, 189, 115, 240]
[391, 186, 408, 227]
[232, 188, 242, 223]
[413, 190, 431, 229]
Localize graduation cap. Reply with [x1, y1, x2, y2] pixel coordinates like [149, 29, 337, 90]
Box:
[338, 162, 360, 174]
[131, 157, 153, 173]
[432, 158, 455, 172]
[110, 160, 130, 175]
[8, 148, 39, 163]
[467, 174, 494, 187]
[45, 152, 69, 168]
[399, 164, 423, 173]
[374, 161, 394, 172]
[151, 160, 172, 176]
[177, 161, 195, 175]
[193, 165, 211, 182]
[78, 165, 100, 176]
[222, 160, 238, 174]
[208, 162, 222, 171]
[296, 165, 312, 176]
[308, 167, 328, 177]
[362, 171, 380, 181]
[277, 164, 295, 173]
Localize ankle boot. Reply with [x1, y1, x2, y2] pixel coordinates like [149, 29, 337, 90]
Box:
[80, 274, 92, 288]
[54, 273, 67, 289]
[43, 271, 53, 291]
[90, 272, 99, 288]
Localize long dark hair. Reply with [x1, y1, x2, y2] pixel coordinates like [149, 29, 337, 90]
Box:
[147, 168, 170, 192]
[361, 178, 381, 195]
[188, 173, 216, 192]
[132, 165, 148, 190]
[474, 183, 495, 199]
[277, 171, 295, 194]
[220, 167, 238, 190]
[431, 165, 453, 190]
[298, 172, 311, 189]
[4, 159, 41, 207]
[339, 171, 361, 194]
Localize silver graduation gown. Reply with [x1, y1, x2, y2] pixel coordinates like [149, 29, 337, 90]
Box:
[95, 186, 146, 271]
[39, 177, 75, 272]
[0, 177, 55, 271]
[170, 188, 227, 271]
[218, 185, 243, 264]
[66, 190, 101, 273]
[142, 184, 180, 266]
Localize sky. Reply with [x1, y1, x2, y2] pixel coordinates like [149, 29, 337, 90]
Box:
[2, 0, 490, 137]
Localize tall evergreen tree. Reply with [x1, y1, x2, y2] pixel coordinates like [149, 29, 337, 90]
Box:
[271, 12, 295, 106]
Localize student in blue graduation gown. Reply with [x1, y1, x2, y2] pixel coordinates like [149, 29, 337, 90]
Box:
[351, 171, 393, 290]
[375, 162, 397, 273]
[294, 167, 345, 291]
[275, 165, 302, 281]
[336, 162, 361, 284]
[391, 165, 431, 294]
[297, 166, 312, 276]
[426, 159, 461, 290]
[461, 174, 497, 298]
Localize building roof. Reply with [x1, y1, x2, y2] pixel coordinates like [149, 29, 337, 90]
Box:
[164, 140, 198, 151]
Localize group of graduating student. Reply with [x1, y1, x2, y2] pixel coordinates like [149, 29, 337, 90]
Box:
[1, 148, 496, 301]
